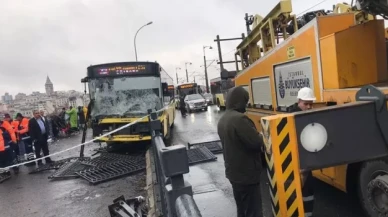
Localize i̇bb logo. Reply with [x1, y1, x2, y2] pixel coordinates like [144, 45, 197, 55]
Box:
[278, 74, 285, 99]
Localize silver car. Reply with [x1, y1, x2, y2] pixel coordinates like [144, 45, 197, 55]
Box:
[202, 93, 213, 105]
[184, 94, 208, 113]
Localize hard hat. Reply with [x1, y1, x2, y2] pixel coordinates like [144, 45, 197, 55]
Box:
[297, 87, 316, 101]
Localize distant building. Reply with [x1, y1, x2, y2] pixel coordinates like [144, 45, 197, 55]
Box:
[0, 103, 8, 113]
[45, 76, 54, 95]
[1, 93, 13, 104]
[15, 93, 27, 100]
[9, 76, 87, 116]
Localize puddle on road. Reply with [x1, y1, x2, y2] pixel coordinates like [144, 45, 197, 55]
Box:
[69, 188, 89, 198]
[83, 193, 102, 201]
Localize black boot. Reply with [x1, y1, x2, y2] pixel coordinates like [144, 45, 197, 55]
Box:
[37, 161, 43, 166]
[45, 157, 54, 164]
[12, 167, 19, 175]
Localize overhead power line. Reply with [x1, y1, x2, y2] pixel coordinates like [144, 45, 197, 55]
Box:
[297, 0, 329, 16]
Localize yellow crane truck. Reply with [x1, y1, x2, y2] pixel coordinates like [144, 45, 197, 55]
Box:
[229, 0, 388, 216]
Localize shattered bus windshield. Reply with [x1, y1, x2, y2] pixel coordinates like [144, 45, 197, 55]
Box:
[89, 76, 162, 117]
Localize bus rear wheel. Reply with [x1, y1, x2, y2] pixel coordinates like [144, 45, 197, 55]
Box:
[358, 159, 388, 217]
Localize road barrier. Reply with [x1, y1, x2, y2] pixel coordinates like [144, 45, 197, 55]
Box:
[148, 110, 202, 217]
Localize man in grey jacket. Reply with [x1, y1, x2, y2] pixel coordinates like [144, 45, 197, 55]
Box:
[217, 86, 264, 217]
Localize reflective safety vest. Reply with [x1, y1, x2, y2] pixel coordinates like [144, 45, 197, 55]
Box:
[18, 118, 30, 141]
[0, 129, 4, 152]
[1, 121, 16, 143]
[11, 120, 19, 132]
[0, 128, 11, 152]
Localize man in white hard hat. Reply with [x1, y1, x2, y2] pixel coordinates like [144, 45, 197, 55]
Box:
[291, 87, 316, 112]
[290, 86, 316, 216]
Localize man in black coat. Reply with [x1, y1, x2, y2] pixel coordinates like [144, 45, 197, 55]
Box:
[217, 86, 264, 217]
[28, 110, 53, 165]
[179, 94, 187, 116]
[77, 106, 86, 129]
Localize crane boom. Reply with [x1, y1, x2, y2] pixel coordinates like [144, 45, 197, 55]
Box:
[356, 0, 388, 18]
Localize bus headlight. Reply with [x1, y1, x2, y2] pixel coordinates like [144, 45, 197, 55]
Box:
[300, 122, 327, 152]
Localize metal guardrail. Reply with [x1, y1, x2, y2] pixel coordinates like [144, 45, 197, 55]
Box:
[148, 110, 202, 217]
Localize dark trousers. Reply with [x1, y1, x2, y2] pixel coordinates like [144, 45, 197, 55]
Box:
[180, 106, 187, 116]
[0, 148, 15, 168]
[34, 134, 51, 164]
[230, 182, 263, 217]
[302, 171, 315, 216]
[52, 126, 59, 139]
[23, 138, 35, 161]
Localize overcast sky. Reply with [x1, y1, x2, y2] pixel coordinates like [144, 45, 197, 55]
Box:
[0, 0, 349, 96]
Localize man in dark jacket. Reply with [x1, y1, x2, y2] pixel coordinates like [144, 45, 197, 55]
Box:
[29, 110, 53, 165]
[179, 94, 187, 116]
[289, 87, 316, 217]
[77, 106, 86, 129]
[217, 86, 264, 217]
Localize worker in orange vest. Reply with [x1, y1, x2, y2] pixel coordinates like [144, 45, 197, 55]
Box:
[15, 113, 35, 166]
[3, 114, 21, 170]
[1, 116, 19, 173]
[0, 126, 17, 177]
[1, 117, 17, 144]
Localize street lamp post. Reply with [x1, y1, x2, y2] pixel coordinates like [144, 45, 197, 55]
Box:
[203, 46, 213, 93]
[175, 67, 181, 84]
[134, 21, 153, 61]
[185, 62, 192, 83]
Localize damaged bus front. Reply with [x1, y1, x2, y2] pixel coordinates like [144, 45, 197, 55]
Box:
[81, 62, 175, 145]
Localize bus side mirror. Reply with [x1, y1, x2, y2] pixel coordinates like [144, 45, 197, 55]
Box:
[162, 83, 168, 95]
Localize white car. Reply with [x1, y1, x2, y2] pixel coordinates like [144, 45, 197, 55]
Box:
[184, 94, 208, 113]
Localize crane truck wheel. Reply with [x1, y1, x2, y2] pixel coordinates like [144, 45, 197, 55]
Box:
[358, 159, 388, 217]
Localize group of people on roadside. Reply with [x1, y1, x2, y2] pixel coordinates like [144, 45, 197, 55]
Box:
[218, 86, 316, 217]
[52, 106, 86, 138]
[0, 110, 54, 177]
[0, 105, 88, 178]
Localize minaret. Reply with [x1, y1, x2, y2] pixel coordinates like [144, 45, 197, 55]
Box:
[45, 76, 54, 95]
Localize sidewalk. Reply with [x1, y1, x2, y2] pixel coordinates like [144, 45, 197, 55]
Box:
[184, 154, 236, 217]
[185, 154, 273, 217]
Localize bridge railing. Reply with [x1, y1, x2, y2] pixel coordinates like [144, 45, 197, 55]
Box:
[148, 111, 202, 217]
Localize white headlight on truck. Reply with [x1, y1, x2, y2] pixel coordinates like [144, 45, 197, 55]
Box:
[300, 122, 328, 152]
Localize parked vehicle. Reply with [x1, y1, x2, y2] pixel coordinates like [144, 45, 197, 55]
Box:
[184, 94, 208, 113]
[202, 93, 213, 105]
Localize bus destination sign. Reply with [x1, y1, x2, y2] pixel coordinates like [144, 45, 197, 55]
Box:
[179, 84, 195, 89]
[95, 65, 147, 76]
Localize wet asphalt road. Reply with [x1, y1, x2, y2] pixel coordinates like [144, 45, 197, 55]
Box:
[0, 131, 146, 217]
[171, 105, 365, 217]
[0, 105, 365, 217]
